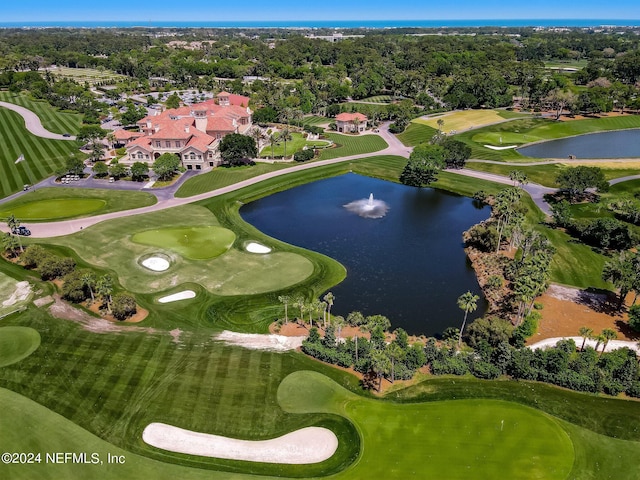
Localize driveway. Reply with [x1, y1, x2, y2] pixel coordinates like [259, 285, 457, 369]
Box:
[0, 101, 77, 140]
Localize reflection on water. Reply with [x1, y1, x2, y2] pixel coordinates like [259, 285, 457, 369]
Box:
[518, 129, 640, 159]
[241, 174, 490, 336]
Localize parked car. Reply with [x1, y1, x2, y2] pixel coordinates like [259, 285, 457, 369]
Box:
[12, 226, 31, 236]
[62, 133, 71, 137]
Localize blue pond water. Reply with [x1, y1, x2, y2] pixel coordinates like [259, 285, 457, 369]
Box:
[518, 129, 640, 159]
[240, 173, 490, 336]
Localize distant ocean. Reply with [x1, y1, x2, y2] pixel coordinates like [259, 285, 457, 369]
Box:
[1, 19, 640, 29]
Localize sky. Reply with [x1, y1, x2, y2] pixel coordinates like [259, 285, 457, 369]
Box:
[3, 0, 640, 23]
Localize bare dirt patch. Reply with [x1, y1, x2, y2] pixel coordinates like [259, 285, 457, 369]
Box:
[530, 284, 639, 343]
[33, 295, 54, 307]
[48, 295, 155, 334]
[87, 301, 149, 323]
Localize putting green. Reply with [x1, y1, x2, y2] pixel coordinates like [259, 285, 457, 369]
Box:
[132, 226, 236, 260]
[0, 327, 41, 368]
[0, 198, 107, 221]
[279, 371, 574, 479]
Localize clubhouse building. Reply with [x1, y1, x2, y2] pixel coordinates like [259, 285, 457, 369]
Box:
[119, 92, 252, 170]
[335, 112, 368, 133]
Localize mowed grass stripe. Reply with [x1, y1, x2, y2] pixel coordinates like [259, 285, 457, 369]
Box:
[214, 346, 244, 434]
[0, 92, 82, 134]
[262, 351, 282, 433]
[0, 109, 26, 193]
[90, 336, 148, 425]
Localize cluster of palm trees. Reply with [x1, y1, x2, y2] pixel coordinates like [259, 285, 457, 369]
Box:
[578, 326, 618, 355]
[251, 125, 295, 158]
[278, 291, 335, 329]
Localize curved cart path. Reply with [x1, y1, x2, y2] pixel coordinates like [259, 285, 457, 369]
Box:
[0, 101, 77, 140]
[2, 116, 637, 238]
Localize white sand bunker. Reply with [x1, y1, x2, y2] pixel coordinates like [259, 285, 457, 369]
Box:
[142, 423, 338, 464]
[2, 281, 32, 307]
[141, 257, 170, 272]
[158, 290, 196, 303]
[484, 144, 518, 150]
[216, 330, 304, 352]
[246, 242, 272, 254]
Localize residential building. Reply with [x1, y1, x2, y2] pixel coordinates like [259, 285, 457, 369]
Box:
[124, 92, 252, 170]
[335, 112, 368, 133]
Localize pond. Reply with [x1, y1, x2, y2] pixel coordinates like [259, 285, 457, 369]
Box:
[518, 129, 640, 159]
[240, 174, 490, 336]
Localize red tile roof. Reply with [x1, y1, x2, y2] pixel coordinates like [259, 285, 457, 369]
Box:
[335, 112, 367, 122]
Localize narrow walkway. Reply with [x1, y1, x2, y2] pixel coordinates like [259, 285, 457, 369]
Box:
[529, 336, 639, 354]
[0, 101, 77, 140]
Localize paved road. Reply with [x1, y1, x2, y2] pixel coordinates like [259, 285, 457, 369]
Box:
[0, 142, 409, 238]
[0, 101, 77, 140]
[0, 115, 636, 238]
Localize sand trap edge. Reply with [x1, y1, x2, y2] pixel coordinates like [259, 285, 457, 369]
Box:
[142, 423, 338, 464]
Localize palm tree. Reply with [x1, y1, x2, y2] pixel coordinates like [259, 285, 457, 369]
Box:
[250, 126, 265, 152]
[594, 333, 606, 354]
[333, 315, 345, 341]
[268, 133, 279, 158]
[280, 127, 292, 158]
[509, 170, 529, 188]
[96, 274, 113, 314]
[578, 326, 594, 351]
[369, 349, 391, 392]
[457, 291, 479, 348]
[387, 343, 405, 384]
[6, 215, 23, 252]
[600, 328, 618, 355]
[436, 118, 445, 134]
[1, 233, 19, 258]
[292, 295, 305, 323]
[81, 272, 97, 304]
[323, 292, 335, 322]
[278, 295, 290, 324]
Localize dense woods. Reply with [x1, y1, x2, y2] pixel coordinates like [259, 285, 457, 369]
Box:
[2, 26, 640, 121]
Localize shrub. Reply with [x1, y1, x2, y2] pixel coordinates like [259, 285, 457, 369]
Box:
[628, 304, 640, 332]
[388, 122, 405, 133]
[293, 149, 314, 162]
[61, 270, 90, 303]
[466, 224, 498, 251]
[431, 355, 470, 376]
[469, 359, 501, 379]
[111, 292, 137, 320]
[21, 245, 49, 269]
[39, 256, 76, 280]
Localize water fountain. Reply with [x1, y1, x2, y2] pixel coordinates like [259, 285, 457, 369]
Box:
[343, 193, 389, 219]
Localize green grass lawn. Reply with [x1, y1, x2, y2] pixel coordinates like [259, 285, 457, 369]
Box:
[413, 109, 516, 133]
[49, 66, 129, 86]
[47, 204, 315, 299]
[357, 95, 393, 103]
[132, 226, 236, 260]
[0, 326, 40, 367]
[458, 114, 640, 162]
[396, 121, 437, 147]
[466, 162, 640, 188]
[303, 115, 330, 126]
[0, 91, 82, 135]
[0, 188, 157, 221]
[176, 135, 388, 199]
[0, 108, 80, 199]
[259, 132, 329, 157]
[318, 133, 387, 160]
[280, 371, 574, 479]
[175, 163, 291, 198]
